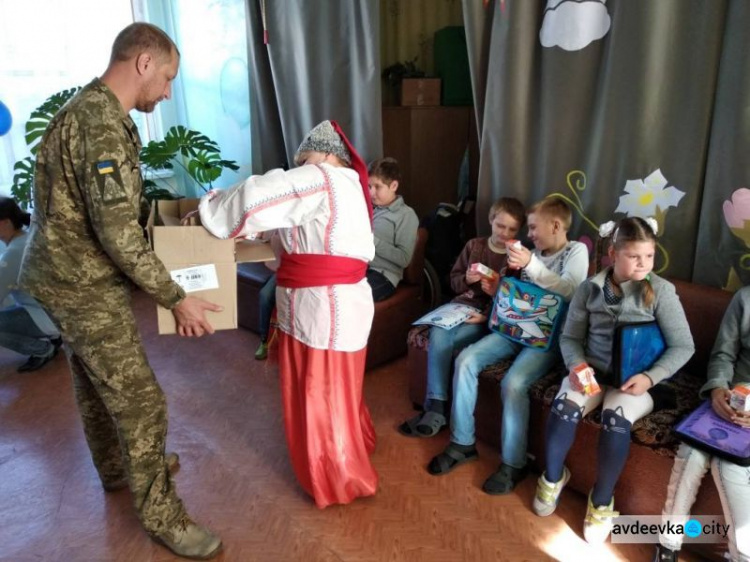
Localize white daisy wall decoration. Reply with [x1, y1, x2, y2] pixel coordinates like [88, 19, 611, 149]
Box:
[614, 169, 686, 218]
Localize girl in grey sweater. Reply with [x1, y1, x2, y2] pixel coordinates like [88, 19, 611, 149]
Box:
[532, 217, 695, 544]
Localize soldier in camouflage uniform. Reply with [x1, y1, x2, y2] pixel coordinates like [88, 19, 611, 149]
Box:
[19, 23, 222, 560]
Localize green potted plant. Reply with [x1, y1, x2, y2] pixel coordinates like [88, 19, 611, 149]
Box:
[12, 87, 81, 209]
[381, 57, 438, 106]
[139, 125, 239, 200]
[11, 87, 239, 208]
[382, 57, 426, 90]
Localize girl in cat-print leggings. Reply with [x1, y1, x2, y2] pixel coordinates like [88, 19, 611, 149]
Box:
[531, 217, 695, 545]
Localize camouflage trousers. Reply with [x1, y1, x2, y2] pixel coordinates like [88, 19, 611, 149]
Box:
[36, 283, 185, 536]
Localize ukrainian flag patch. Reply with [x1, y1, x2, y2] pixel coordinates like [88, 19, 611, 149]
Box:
[97, 160, 115, 174]
[92, 160, 127, 205]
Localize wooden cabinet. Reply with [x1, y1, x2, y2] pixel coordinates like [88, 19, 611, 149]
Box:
[382, 106, 478, 221]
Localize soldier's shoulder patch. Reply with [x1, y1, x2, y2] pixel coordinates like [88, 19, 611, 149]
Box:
[92, 159, 128, 205]
[97, 160, 116, 175]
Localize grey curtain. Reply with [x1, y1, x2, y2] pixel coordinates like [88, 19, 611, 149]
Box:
[245, 0, 382, 173]
[245, 0, 286, 174]
[694, 1, 750, 289]
[463, 0, 750, 288]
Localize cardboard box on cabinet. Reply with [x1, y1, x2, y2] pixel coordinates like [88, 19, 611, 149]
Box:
[400, 78, 441, 107]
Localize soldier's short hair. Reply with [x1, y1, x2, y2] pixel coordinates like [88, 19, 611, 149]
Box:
[110, 23, 179, 64]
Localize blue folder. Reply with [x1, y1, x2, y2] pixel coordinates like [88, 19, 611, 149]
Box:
[611, 321, 666, 386]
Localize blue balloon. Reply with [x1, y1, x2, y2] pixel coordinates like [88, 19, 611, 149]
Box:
[0, 100, 12, 136]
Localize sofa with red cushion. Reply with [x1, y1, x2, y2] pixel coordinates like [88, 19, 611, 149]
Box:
[406, 278, 732, 560]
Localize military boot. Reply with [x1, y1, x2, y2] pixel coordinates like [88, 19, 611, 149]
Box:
[103, 452, 181, 492]
[155, 516, 222, 560]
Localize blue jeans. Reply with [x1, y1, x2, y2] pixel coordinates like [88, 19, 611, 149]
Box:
[259, 273, 277, 341]
[450, 332, 561, 468]
[0, 306, 56, 356]
[424, 322, 488, 405]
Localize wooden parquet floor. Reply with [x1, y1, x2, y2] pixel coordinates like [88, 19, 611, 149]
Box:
[0, 292, 708, 562]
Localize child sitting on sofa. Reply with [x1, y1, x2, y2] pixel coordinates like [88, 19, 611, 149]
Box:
[398, 197, 526, 437]
[366, 158, 419, 302]
[532, 216, 695, 544]
[426, 197, 589, 496]
[654, 286, 750, 562]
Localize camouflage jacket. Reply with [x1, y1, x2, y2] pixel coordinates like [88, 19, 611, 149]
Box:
[19, 78, 185, 309]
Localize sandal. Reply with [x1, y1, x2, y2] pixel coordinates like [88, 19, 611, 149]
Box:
[481, 463, 529, 495]
[397, 413, 424, 437]
[397, 411, 447, 438]
[427, 442, 479, 475]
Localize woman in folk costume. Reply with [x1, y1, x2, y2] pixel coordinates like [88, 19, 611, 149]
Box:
[199, 120, 378, 508]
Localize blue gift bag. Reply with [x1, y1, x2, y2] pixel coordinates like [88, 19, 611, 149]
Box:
[488, 277, 567, 350]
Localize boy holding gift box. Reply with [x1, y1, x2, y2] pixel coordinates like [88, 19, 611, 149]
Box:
[398, 197, 525, 437]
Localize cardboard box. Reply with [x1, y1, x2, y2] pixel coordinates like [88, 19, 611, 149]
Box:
[400, 78, 441, 107]
[148, 199, 275, 334]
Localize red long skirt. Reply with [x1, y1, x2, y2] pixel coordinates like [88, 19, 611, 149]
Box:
[279, 332, 378, 508]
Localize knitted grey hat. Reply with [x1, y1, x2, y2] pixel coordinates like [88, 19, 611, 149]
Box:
[294, 120, 352, 165]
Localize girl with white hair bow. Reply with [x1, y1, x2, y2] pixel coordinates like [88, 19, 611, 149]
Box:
[532, 216, 695, 544]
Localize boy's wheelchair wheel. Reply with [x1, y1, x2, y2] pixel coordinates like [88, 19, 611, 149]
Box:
[422, 259, 442, 309]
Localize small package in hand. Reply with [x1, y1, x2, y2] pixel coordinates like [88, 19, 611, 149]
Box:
[572, 363, 601, 396]
[505, 239, 523, 269]
[730, 385, 750, 412]
[470, 262, 499, 281]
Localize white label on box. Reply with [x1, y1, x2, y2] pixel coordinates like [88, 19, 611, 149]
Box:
[170, 264, 219, 293]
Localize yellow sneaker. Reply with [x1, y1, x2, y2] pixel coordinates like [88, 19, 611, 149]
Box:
[583, 491, 619, 544]
[532, 466, 570, 517]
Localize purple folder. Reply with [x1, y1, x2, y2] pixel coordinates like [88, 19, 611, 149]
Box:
[674, 400, 750, 466]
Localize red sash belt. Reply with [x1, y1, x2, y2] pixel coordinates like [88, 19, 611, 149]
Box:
[277, 253, 367, 288]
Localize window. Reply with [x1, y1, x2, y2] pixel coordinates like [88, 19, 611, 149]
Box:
[0, 0, 135, 195]
[0, 0, 251, 197]
[134, 0, 252, 193]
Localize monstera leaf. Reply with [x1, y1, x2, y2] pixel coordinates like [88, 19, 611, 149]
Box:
[25, 87, 81, 155]
[167, 125, 220, 156]
[143, 179, 182, 202]
[140, 125, 239, 193]
[139, 141, 176, 171]
[11, 157, 35, 210]
[187, 150, 240, 186]
[11, 86, 81, 208]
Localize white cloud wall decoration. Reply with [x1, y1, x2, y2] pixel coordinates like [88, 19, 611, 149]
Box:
[539, 0, 611, 51]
